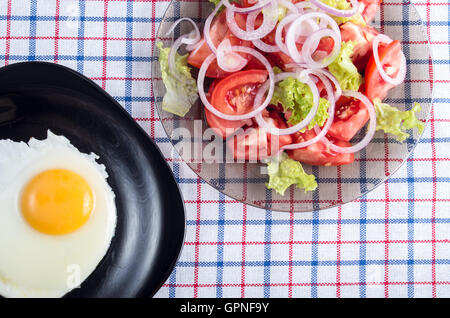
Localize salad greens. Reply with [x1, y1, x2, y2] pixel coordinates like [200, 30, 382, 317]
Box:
[374, 99, 425, 142]
[328, 41, 362, 91]
[157, 42, 198, 117]
[271, 77, 330, 131]
[318, 0, 366, 25]
[266, 153, 318, 195]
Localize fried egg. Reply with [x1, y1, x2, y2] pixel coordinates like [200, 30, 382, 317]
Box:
[0, 131, 117, 298]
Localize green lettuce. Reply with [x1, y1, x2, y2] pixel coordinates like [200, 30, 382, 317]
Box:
[157, 41, 198, 117]
[374, 99, 425, 142]
[266, 153, 318, 195]
[316, 0, 366, 25]
[328, 41, 362, 91]
[271, 76, 330, 132]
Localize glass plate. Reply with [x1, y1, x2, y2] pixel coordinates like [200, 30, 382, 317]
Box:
[152, 0, 433, 212]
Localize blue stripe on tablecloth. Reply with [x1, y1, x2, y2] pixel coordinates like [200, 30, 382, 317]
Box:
[28, 0, 37, 60]
[76, 0, 86, 73]
[359, 146, 368, 297]
[263, 189, 273, 298]
[124, 0, 133, 114]
[216, 192, 225, 298]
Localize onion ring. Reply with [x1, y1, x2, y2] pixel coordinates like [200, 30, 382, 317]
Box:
[197, 46, 275, 121]
[314, 90, 377, 153]
[372, 34, 407, 86]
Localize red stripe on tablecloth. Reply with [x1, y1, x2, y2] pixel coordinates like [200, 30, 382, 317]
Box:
[101, 0, 109, 90]
[241, 163, 248, 298]
[424, 0, 438, 298]
[162, 281, 450, 288]
[336, 166, 343, 298]
[53, 0, 60, 63]
[4, 0, 12, 66]
[288, 187, 294, 298]
[193, 167, 202, 298]
[150, 0, 156, 139]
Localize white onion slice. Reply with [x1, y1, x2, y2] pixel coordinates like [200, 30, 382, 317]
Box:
[310, 0, 359, 17]
[203, 1, 224, 54]
[275, 13, 301, 56]
[372, 34, 407, 86]
[247, 10, 279, 53]
[222, 0, 273, 13]
[301, 28, 341, 68]
[254, 72, 320, 136]
[285, 12, 340, 64]
[216, 39, 248, 72]
[226, 2, 278, 40]
[312, 68, 342, 99]
[198, 46, 275, 121]
[314, 90, 377, 153]
[165, 18, 201, 46]
[278, 0, 299, 15]
[168, 34, 189, 80]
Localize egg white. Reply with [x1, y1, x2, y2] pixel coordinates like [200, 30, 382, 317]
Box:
[0, 131, 117, 298]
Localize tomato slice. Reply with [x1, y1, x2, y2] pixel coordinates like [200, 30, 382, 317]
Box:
[227, 109, 293, 160]
[359, 0, 382, 23]
[205, 70, 268, 139]
[287, 129, 355, 166]
[365, 40, 402, 101]
[327, 96, 369, 142]
[340, 22, 379, 71]
[187, 9, 253, 78]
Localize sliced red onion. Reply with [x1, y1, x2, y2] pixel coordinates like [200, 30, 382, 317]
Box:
[168, 34, 189, 80]
[186, 37, 204, 52]
[254, 72, 320, 136]
[222, 0, 273, 13]
[295, 1, 318, 14]
[198, 46, 275, 121]
[301, 28, 341, 68]
[313, 68, 341, 99]
[275, 13, 301, 55]
[314, 90, 376, 153]
[226, 1, 278, 40]
[278, 0, 299, 15]
[247, 10, 279, 53]
[216, 39, 248, 72]
[372, 34, 407, 86]
[165, 18, 201, 45]
[203, 0, 224, 54]
[310, 0, 359, 18]
[281, 72, 336, 149]
[285, 12, 340, 64]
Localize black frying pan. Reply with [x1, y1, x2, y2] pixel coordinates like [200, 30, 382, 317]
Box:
[0, 62, 185, 298]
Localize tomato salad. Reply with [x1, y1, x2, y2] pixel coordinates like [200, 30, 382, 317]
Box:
[157, 0, 425, 195]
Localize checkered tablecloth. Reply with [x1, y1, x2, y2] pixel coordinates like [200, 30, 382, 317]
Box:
[0, 0, 448, 298]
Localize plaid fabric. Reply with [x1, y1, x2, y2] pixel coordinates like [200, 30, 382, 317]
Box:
[0, 0, 448, 298]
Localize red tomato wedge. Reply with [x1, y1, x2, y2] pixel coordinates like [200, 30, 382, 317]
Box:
[365, 40, 402, 101]
[287, 129, 355, 166]
[359, 0, 382, 24]
[340, 22, 379, 71]
[205, 70, 268, 139]
[327, 96, 369, 142]
[187, 9, 253, 78]
[227, 110, 293, 160]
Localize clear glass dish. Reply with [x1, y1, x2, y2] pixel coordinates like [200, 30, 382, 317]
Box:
[152, 0, 433, 212]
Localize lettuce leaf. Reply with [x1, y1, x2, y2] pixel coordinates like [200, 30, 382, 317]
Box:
[157, 41, 198, 117]
[374, 99, 425, 142]
[271, 76, 330, 132]
[316, 0, 366, 25]
[266, 153, 318, 195]
[327, 41, 362, 91]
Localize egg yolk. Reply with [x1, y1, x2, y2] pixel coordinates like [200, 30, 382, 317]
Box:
[20, 169, 94, 235]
